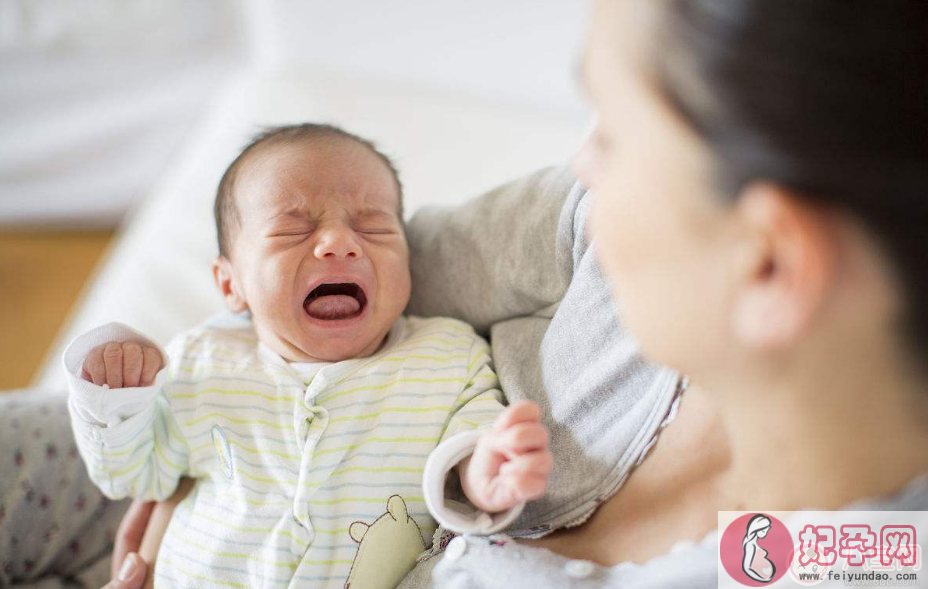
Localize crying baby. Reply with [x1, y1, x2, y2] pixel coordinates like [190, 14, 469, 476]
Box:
[62, 123, 552, 589]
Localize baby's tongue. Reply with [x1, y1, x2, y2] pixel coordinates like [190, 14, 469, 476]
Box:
[305, 295, 360, 320]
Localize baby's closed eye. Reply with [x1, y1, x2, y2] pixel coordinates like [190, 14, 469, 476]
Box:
[356, 227, 396, 235]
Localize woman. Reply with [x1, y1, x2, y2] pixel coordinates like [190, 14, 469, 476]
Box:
[403, 0, 928, 585]
[742, 515, 774, 583]
[7, 0, 927, 587]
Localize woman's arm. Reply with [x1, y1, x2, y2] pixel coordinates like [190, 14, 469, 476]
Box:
[108, 477, 194, 589]
[406, 166, 579, 334]
[139, 477, 194, 588]
[110, 500, 154, 581]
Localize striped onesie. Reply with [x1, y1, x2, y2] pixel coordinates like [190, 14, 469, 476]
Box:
[63, 314, 508, 589]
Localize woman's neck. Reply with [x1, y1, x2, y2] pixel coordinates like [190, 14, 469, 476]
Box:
[715, 350, 928, 511]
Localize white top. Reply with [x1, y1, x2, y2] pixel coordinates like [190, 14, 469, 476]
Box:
[63, 315, 522, 589]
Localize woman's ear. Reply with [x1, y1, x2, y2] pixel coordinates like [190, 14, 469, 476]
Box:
[212, 257, 248, 313]
[731, 183, 836, 349]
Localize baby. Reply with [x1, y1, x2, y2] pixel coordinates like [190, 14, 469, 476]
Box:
[62, 124, 552, 589]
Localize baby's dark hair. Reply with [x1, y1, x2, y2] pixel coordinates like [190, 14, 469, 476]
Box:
[214, 123, 403, 258]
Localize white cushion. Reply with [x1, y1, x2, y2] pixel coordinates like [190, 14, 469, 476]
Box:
[0, 0, 245, 225]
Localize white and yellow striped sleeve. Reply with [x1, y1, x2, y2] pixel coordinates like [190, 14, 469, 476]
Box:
[439, 336, 506, 443]
[62, 322, 189, 501]
[422, 335, 524, 535]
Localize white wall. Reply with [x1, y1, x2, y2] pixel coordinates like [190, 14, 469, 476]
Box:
[0, 1, 589, 226]
[0, 0, 247, 226]
[242, 0, 588, 114]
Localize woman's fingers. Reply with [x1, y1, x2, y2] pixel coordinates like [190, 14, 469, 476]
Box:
[112, 500, 155, 579]
[102, 553, 148, 589]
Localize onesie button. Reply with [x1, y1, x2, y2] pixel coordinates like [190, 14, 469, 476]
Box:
[564, 559, 596, 579]
[445, 536, 467, 561]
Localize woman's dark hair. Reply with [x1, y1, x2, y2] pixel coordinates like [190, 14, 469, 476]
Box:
[654, 0, 928, 357]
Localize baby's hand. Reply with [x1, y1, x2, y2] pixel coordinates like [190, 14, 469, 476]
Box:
[82, 342, 163, 389]
[458, 400, 553, 514]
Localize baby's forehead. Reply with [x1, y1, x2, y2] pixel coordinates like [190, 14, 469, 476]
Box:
[236, 138, 401, 216]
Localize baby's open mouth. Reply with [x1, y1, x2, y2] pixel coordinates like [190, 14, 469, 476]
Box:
[303, 283, 367, 320]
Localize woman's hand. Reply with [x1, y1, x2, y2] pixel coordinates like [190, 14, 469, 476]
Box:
[101, 498, 155, 589]
[101, 478, 195, 589]
[102, 552, 148, 589]
[111, 500, 155, 581]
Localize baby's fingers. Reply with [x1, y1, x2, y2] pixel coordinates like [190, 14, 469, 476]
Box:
[494, 422, 549, 457]
[82, 347, 107, 386]
[503, 472, 548, 503]
[103, 343, 125, 388]
[82, 342, 162, 388]
[122, 343, 144, 388]
[493, 400, 541, 432]
[139, 347, 163, 387]
[499, 450, 553, 478]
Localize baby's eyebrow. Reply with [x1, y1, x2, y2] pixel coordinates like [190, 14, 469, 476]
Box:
[355, 208, 395, 220]
[269, 207, 312, 222]
[266, 202, 399, 223]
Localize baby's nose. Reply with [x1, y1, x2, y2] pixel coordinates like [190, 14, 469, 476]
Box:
[314, 227, 362, 260]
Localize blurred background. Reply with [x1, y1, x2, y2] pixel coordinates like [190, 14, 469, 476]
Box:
[0, 0, 589, 390]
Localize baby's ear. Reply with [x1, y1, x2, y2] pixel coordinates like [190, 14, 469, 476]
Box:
[212, 256, 248, 313]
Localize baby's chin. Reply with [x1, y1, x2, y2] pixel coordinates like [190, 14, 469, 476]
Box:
[298, 335, 387, 362]
[252, 303, 399, 362]
[281, 319, 394, 363]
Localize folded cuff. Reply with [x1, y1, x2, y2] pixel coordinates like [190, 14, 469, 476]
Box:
[423, 430, 525, 535]
[61, 322, 167, 427]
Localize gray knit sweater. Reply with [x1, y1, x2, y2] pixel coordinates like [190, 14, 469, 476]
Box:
[405, 166, 679, 538]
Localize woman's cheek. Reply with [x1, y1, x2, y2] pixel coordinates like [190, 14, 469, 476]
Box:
[589, 192, 629, 286]
[592, 162, 633, 243]
[572, 135, 601, 190]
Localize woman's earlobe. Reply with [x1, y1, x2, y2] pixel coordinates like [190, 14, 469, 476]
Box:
[730, 183, 835, 349]
[212, 257, 248, 313]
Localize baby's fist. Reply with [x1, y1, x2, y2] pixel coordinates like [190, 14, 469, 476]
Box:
[82, 342, 163, 389]
[460, 400, 553, 514]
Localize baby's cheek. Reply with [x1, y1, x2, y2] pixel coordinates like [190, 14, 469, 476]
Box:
[246, 268, 296, 329]
[376, 257, 411, 306]
[257, 259, 298, 302]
